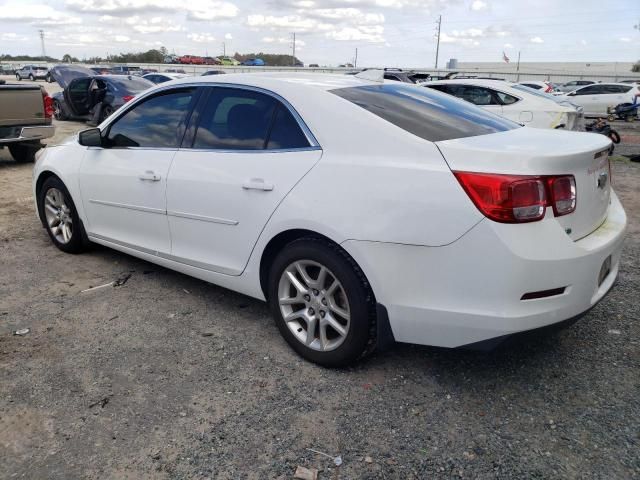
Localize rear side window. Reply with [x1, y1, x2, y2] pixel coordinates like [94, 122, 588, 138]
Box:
[495, 91, 519, 105]
[193, 87, 311, 150]
[106, 88, 195, 148]
[331, 84, 518, 142]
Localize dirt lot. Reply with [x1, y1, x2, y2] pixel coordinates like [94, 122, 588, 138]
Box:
[1, 79, 639, 479]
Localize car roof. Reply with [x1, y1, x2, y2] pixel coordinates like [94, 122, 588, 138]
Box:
[167, 72, 379, 92]
[425, 78, 515, 88]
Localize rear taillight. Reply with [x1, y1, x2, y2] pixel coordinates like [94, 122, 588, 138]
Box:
[42, 90, 53, 119]
[122, 95, 134, 102]
[453, 172, 576, 223]
[547, 175, 576, 216]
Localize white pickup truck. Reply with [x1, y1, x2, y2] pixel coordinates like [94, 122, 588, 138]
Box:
[0, 79, 55, 162]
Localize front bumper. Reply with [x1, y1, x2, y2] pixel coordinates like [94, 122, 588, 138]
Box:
[0, 125, 55, 144]
[343, 192, 627, 348]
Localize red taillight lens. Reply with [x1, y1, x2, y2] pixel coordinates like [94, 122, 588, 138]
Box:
[454, 171, 576, 223]
[547, 175, 576, 216]
[122, 95, 134, 102]
[42, 90, 53, 119]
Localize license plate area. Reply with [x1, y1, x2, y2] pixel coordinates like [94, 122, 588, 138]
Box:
[598, 255, 612, 287]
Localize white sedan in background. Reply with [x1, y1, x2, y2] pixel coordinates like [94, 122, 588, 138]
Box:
[517, 80, 557, 94]
[33, 73, 625, 366]
[424, 79, 583, 130]
[558, 83, 640, 116]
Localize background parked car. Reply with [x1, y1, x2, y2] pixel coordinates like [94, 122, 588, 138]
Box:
[242, 58, 265, 66]
[90, 66, 112, 75]
[424, 79, 583, 130]
[558, 83, 640, 116]
[142, 72, 189, 84]
[15, 65, 49, 81]
[218, 56, 240, 66]
[348, 68, 430, 84]
[49, 65, 153, 123]
[178, 55, 205, 65]
[203, 57, 221, 65]
[517, 80, 558, 94]
[0, 63, 19, 75]
[110, 65, 142, 75]
[165, 68, 187, 74]
[556, 80, 595, 93]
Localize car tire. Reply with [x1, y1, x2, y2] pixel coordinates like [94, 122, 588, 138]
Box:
[608, 130, 621, 144]
[267, 237, 376, 367]
[38, 176, 88, 254]
[8, 143, 38, 163]
[46, 74, 53, 83]
[15, 73, 21, 81]
[29, 74, 35, 81]
[53, 100, 68, 121]
[100, 105, 114, 122]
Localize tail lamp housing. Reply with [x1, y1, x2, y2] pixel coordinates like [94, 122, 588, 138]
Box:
[454, 171, 576, 223]
[122, 95, 135, 102]
[42, 90, 54, 120]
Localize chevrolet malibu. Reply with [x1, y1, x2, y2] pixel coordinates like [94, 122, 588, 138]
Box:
[33, 73, 626, 366]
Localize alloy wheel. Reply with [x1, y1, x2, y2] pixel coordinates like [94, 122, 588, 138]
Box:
[43, 188, 73, 244]
[278, 260, 351, 352]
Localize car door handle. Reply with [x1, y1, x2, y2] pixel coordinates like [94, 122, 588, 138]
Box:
[242, 178, 274, 191]
[139, 171, 161, 182]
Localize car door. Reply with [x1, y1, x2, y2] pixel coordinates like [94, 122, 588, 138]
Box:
[567, 84, 601, 115]
[78, 86, 199, 254]
[166, 86, 322, 276]
[64, 78, 92, 116]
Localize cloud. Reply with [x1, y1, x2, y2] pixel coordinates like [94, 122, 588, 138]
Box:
[1, 32, 29, 42]
[188, 33, 216, 43]
[125, 16, 184, 34]
[0, 3, 81, 26]
[114, 35, 130, 42]
[503, 43, 513, 48]
[65, 0, 238, 21]
[326, 26, 384, 42]
[470, 0, 488, 11]
[225, 33, 233, 40]
[529, 36, 544, 44]
[618, 37, 631, 42]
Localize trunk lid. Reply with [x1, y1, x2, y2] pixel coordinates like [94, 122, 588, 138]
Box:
[436, 127, 612, 240]
[49, 65, 95, 89]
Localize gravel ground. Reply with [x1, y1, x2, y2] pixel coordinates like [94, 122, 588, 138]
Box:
[1, 78, 639, 479]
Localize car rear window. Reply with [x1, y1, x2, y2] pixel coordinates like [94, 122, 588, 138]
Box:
[331, 83, 518, 142]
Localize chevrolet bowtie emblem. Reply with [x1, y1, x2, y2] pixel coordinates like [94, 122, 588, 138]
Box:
[597, 172, 608, 189]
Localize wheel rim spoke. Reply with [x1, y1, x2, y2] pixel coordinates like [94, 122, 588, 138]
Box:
[43, 188, 72, 244]
[278, 259, 351, 353]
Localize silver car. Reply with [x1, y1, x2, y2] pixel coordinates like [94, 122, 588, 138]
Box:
[15, 65, 49, 81]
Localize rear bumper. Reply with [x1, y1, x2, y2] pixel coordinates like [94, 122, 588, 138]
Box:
[343, 191, 627, 348]
[0, 125, 55, 144]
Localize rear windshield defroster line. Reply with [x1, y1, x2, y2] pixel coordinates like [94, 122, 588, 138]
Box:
[330, 83, 519, 142]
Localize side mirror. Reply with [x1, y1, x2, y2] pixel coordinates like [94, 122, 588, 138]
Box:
[78, 128, 103, 147]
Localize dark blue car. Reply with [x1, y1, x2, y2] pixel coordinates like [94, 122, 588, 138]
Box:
[241, 58, 265, 66]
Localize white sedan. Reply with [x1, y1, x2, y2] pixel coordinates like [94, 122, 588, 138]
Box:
[33, 73, 626, 366]
[557, 83, 640, 116]
[423, 79, 583, 130]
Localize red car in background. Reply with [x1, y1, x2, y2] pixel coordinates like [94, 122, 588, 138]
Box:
[178, 55, 205, 65]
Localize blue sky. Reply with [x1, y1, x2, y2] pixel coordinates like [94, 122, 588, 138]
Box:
[0, 0, 638, 66]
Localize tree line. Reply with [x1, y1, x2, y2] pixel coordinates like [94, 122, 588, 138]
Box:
[1, 48, 303, 66]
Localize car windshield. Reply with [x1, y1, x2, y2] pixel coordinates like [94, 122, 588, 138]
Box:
[107, 77, 154, 92]
[331, 83, 519, 142]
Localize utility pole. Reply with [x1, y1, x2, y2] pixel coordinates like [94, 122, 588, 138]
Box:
[291, 32, 296, 66]
[516, 50, 521, 81]
[39, 29, 46, 60]
[354, 47, 358, 68]
[222, 42, 226, 57]
[434, 15, 441, 69]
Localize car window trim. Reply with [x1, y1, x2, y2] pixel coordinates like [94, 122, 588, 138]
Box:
[183, 83, 322, 153]
[100, 86, 203, 150]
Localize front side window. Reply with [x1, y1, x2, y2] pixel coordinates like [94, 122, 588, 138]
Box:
[106, 88, 195, 148]
[573, 85, 601, 95]
[193, 87, 311, 150]
[332, 83, 518, 142]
